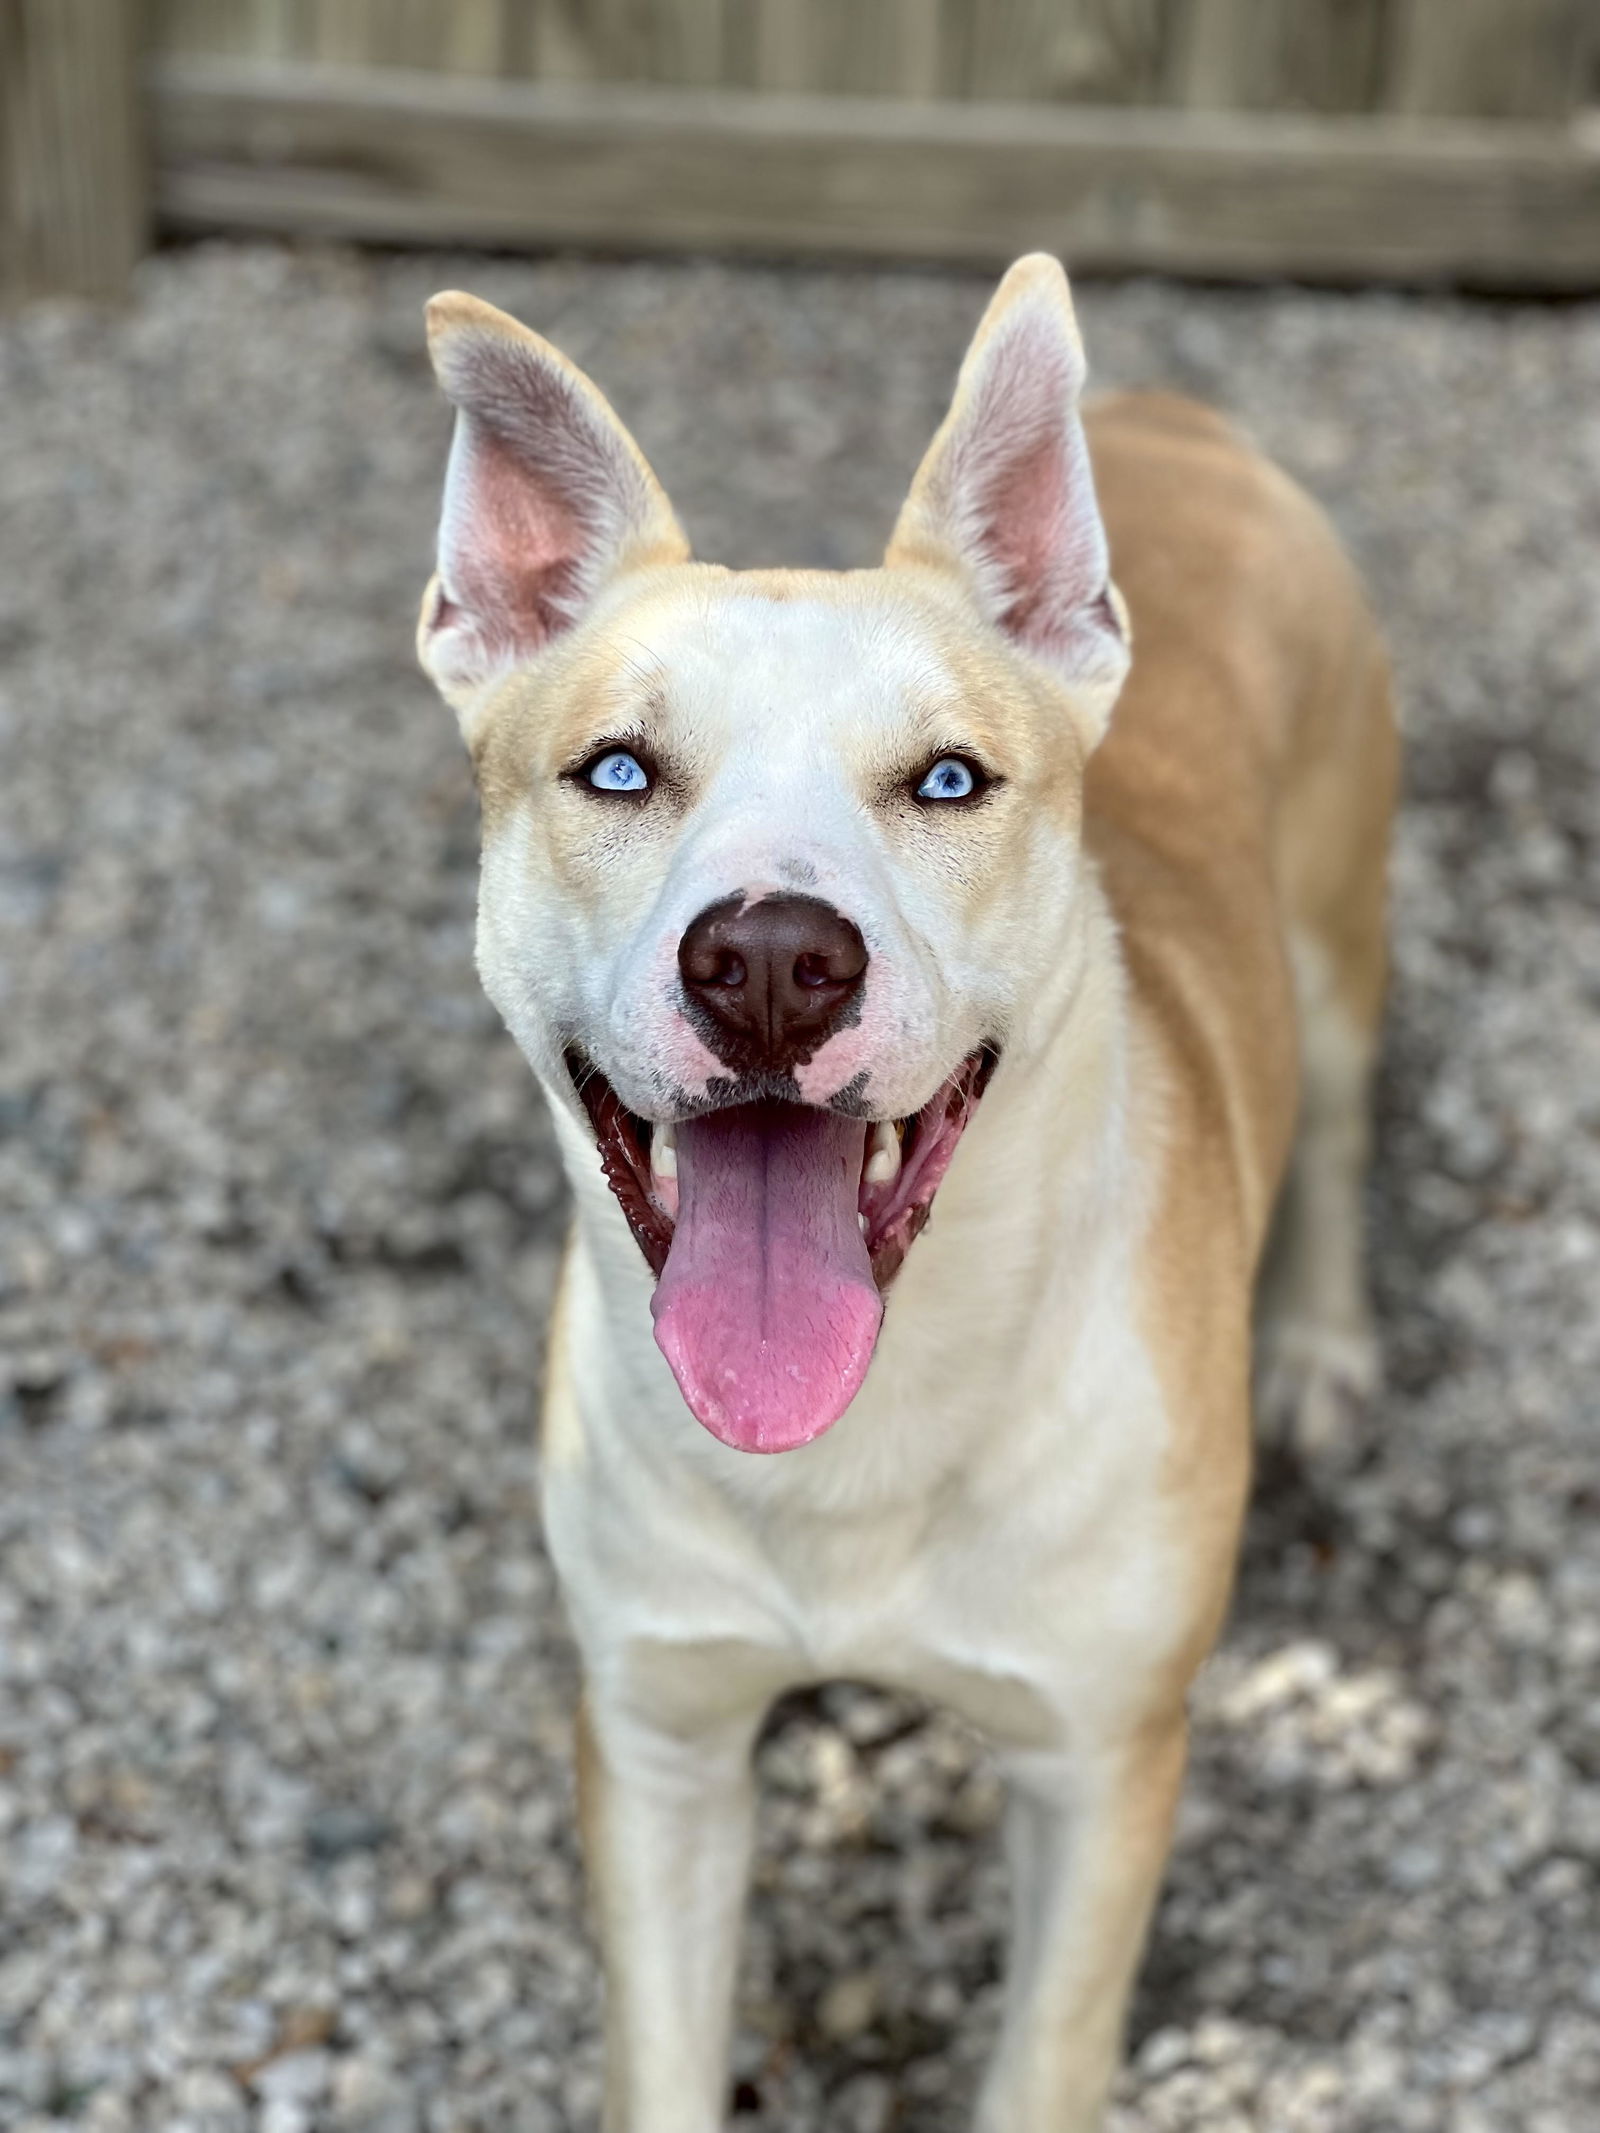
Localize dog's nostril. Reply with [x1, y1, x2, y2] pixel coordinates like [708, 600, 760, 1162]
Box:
[681, 943, 746, 988]
[677, 892, 868, 1073]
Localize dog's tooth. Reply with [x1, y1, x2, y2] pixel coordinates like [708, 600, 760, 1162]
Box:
[652, 1120, 678, 1181]
[859, 1212, 869, 1236]
[864, 1120, 902, 1186]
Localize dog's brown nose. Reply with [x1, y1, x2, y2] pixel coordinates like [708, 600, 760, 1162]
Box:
[678, 893, 868, 1074]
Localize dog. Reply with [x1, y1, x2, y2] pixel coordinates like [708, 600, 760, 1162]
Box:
[415, 255, 1397, 2132]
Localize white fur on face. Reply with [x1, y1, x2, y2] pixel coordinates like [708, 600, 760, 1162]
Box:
[474, 579, 1088, 1126]
[432, 259, 1126, 1132]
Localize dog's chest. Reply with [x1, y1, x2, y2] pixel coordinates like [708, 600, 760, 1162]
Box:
[763, 1489, 1184, 1743]
[547, 1303, 1193, 1749]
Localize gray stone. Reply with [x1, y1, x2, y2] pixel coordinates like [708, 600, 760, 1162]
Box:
[1, 241, 1596, 2132]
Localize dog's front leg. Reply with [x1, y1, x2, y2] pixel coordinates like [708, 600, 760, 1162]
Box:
[578, 1689, 764, 2133]
[975, 1710, 1188, 2133]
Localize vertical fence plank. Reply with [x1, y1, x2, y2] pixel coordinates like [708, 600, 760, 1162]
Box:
[1173, 0, 1388, 113]
[345, 0, 509, 72]
[145, 0, 1600, 113]
[732, 0, 809, 91]
[248, 0, 300, 60]
[151, 0, 260, 57]
[734, 0, 949, 97]
[1, 0, 149, 304]
[301, 0, 389, 66]
[962, 0, 1174, 104]
[563, 0, 728, 86]
[658, 0, 729, 86]
[205, 0, 508, 76]
[517, 0, 603, 82]
[1387, 0, 1590, 121]
[561, 0, 640, 81]
[845, 0, 948, 98]
[1172, 0, 1261, 106]
[850, 0, 952, 98]
[434, 0, 511, 73]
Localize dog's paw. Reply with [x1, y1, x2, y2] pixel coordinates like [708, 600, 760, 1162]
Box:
[1255, 1320, 1379, 1468]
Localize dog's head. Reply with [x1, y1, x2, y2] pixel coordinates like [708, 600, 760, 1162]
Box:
[418, 256, 1129, 1454]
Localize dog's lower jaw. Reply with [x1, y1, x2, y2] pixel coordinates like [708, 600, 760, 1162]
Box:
[566, 1043, 999, 1296]
[562, 1044, 1004, 1450]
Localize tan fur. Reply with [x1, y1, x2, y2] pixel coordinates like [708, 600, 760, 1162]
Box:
[417, 261, 1397, 2132]
[1084, 386, 1396, 1548]
[1081, 392, 1396, 1480]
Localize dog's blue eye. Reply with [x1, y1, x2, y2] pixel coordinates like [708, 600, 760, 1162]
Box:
[917, 757, 977, 802]
[587, 750, 651, 794]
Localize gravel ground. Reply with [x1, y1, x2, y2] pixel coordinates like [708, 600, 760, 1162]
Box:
[2, 242, 1599, 2133]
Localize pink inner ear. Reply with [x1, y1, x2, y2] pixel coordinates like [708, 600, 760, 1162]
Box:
[444, 418, 588, 659]
[955, 309, 1111, 671]
[432, 333, 640, 681]
[984, 428, 1070, 647]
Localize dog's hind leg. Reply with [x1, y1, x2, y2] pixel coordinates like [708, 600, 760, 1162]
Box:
[1256, 646, 1398, 1464]
[578, 1690, 763, 2133]
[1255, 937, 1382, 1461]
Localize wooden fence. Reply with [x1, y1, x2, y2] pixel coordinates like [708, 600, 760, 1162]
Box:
[5, 0, 1600, 302]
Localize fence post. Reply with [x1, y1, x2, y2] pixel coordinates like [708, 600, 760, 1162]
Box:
[1, 0, 149, 304]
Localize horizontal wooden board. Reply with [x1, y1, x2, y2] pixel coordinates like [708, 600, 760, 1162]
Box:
[149, 58, 1600, 288]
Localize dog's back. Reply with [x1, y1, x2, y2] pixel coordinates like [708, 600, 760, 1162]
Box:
[1087, 390, 1399, 1470]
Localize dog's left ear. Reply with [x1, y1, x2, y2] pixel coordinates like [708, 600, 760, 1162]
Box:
[419, 292, 689, 736]
[887, 254, 1129, 741]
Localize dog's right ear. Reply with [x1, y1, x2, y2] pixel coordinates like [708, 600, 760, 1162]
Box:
[418, 293, 689, 736]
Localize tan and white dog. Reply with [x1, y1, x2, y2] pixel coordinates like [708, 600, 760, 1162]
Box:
[416, 256, 1397, 2132]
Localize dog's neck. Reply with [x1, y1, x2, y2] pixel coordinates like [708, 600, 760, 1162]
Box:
[896, 860, 1140, 1339]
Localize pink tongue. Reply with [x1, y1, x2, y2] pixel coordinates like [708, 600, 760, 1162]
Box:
[651, 1103, 883, 1453]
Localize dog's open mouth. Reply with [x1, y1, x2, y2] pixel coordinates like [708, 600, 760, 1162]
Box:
[569, 1048, 997, 1454]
